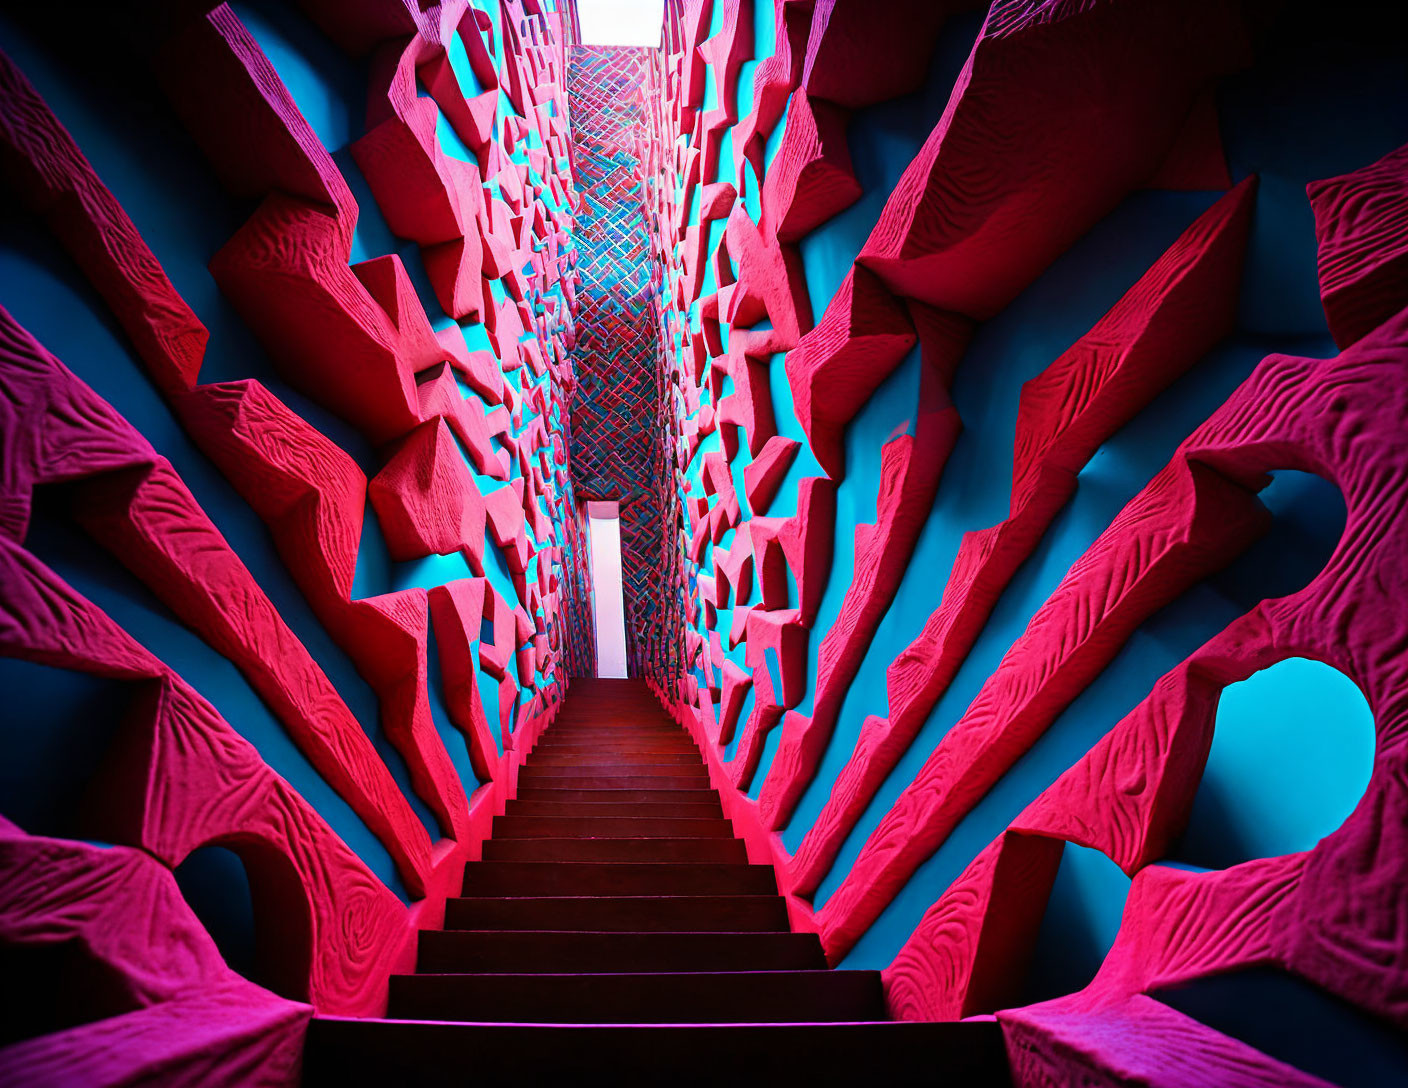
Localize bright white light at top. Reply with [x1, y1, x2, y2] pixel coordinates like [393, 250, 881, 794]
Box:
[578, 0, 664, 47]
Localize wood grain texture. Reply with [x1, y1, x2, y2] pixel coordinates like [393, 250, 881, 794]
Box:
[856, 0, 1250, 319]
[0, 822, 309, 1087]
[0, 0, 586, 1051]
[1307, 140, 1408, 349]
[788, 176, 1258, 897]
[885, 313, 1408, 1065]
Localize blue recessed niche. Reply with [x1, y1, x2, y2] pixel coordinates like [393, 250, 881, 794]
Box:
[1174, 657, 1376, 870]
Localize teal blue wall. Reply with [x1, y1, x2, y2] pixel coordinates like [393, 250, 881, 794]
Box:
[0, 0, 574, 981]
[800, 15, 1407, 979]
[664, 8, 1404, 1055]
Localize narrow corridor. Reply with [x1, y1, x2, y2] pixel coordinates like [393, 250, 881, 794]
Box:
[303, 680, 1009, 1084]
[2, 2, 1405, 1085]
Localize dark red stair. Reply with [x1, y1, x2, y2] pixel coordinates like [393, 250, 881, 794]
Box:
[516, 785, 715, 803]
[482, 835, 748, 863]
[459, 860, 777, 896]
[387, 968, 886, 1023]
[447, 894, 791, 931]
[301, 679, 1011, 1086]
[505, 798, 723, 817]
[416, 929, 826, 973]
[492, 814, 736, 837]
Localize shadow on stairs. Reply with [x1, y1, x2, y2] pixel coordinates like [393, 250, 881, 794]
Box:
[301, 679, 1012, 1085]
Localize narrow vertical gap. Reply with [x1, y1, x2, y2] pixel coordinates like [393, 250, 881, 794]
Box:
[588, 501, 629, 678]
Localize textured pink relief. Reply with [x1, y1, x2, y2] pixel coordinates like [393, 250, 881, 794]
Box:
[0, 821, 310, 1087]
[857, 0, 1248, 319]
[882, 314, 1408, 1081]
[789, 177, 1258, 898]
[1307, 140, 1408, 349]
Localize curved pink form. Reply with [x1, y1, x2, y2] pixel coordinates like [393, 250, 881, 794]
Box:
[0, 524, 408, 1015]
[157, 1, 576, 842]
[352, 33, 489, 322]
[789, 177, 1258, 898]
[0, 822, 309, 1087]
[1307, 140, 1408, 349]
[758, 354, 962, 829]
[731, 0, 811, 185]
[0, 56, 206, 398]
[857, 0, 1249, 320]
[782, 266, 920, 480]
[883, 315, 1408, 1078]
[742, 435, 801, 516]
[723, 202, 813, 349]
[0, 1, 584, 1041]
[817, 452, 1269, 959]
[0, 188, 439, 892]
[762, 90, 860, 243]
[0, 36, 484, 892]
[369, 419, 490, 565]
[800, 0, 969, 111]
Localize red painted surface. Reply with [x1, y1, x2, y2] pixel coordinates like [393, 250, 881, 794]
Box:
[0, 0, 585, 1077]
[2, 0, 1406, 1085]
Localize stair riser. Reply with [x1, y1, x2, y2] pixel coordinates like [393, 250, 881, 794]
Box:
[544, 731, 682, 739]
[482, 838, 747, 864]
[528, 753, 702, 766]
[532, 748, 700, 760]
[521, 764, 709, 778]
[515, 787, 721, 804]
[461, 862, 776, 896]
[505, 800, 723, 818]
[416, 931, 827, 974]
[542, 735, 686, 744]
[446, 896, 789, 931]
[387, 971, 887, 1024]
[302, 1020, 1015, 1088]
[545, 726, 682, 736]
[492, 816, 735, 838]
[516, 775, 714, 790]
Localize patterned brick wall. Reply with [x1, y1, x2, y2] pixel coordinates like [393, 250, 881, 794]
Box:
[566, 45, 674, 678]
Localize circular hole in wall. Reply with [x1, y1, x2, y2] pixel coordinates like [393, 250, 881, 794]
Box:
[1172, 657, 1376, 870]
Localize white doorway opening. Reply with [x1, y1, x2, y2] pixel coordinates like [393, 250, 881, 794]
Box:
[577, 0, 664, 46]
[587, 501, 629, 678]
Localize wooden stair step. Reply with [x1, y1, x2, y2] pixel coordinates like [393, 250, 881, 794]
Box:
[461, 861, 776, 897]
[302, 1019, 1012, 1087]
[515, 787, 720, 804]
[387, 970, 887, 1024]
[416, 930, 826, 973]
[445, 895, 789, 932]
[505, 798, 723, 819]
[521, 763, 709, 779]
[492, 815, 735, 838]
[527, 752, 703, 766]
[482, 836, 747, 864]
[515, 765, 715, 782]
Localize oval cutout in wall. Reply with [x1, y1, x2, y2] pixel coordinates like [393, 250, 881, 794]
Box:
[1173, 658, 1376, 870]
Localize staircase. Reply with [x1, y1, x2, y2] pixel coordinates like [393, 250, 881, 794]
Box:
[302, 679, 1011, 1085]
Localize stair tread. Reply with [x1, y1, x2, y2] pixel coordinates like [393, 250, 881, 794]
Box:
[461, 860, 776, 891]
[493, 816, 735, 837]
[387, 969, 886, 1023]
[447, 894, 790, 932]
[505, 801, 723, 817]
[517, 775, 713, 785]
[353, 680, 998, 1065]
[482, 837, 748, 864]
[516, 787, 720, 803]
[416, 930, 827, 973]
[523, 765, 709, 774]
[302, 1018, 1013, 1087]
